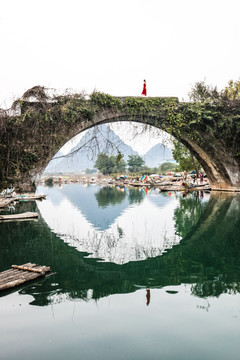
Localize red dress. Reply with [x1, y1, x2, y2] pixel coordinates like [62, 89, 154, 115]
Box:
[141, 82, 147, 96]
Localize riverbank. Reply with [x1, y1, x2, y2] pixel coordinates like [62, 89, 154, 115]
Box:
[39, 173, 211, 192]
[0, 175, 210, 210]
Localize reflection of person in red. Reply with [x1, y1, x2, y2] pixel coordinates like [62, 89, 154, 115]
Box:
[141, 79, 147, 96]
[146, 288, 150, 306]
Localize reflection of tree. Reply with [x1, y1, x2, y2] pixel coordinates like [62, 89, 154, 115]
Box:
[95, 186, 126, 207]
[174, 192, 207, 238]
[191, 279, 240, 298]
[128, 188, 144, 204]
[117, 225, 124, 238]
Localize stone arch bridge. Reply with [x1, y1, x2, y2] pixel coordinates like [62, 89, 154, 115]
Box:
[0, 92, 239, 191]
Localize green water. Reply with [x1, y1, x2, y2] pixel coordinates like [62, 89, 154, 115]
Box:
[0, 184, 240, 359]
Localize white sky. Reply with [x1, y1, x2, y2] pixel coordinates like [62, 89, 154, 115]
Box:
[1, 0, 240, 153]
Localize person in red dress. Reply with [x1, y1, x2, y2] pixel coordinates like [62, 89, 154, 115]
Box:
[146, 288, 150, 306]
[141, 79, 147, 96]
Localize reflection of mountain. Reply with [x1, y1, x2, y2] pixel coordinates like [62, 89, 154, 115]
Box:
[41, 184, 66, 206]
[44, 124, 137, 173]
[54, 184, 130, 231]
[40, 185, 172, 232]
[37, 184, 179, 264]
[147, 191, 173, 208]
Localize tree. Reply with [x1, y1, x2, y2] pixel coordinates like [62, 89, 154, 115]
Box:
[223, 79, 240, 100]
[172, 140, 201, 173]
[188, 81, 219, 102]
[127, 155, 145, 173]
[189, 79, 240, 103]
[159, 162, 177, 173]
[94, 153, 126, 175]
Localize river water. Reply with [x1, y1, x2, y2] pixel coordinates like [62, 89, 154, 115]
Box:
[0, 183, 240, 360]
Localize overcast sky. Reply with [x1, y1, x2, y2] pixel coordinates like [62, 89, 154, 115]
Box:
[1, 0, 240, 153]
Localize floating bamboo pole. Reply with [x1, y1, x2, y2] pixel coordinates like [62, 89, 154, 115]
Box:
[11, 265, 50, 273]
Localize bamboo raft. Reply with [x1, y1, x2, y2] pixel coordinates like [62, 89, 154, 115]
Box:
[0, 212, 38, 221]
[158, 184, 211, 192]
[0, 194, 46, 209]
[0, 263, 51, 291]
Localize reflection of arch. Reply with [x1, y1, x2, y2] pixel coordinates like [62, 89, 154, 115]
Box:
[1, 95, 240, 191]
[1, 192, 239, 305]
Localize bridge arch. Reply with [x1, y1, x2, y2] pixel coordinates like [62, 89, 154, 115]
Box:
[41, 109, 239, 192]
[0, 93, 240, 191]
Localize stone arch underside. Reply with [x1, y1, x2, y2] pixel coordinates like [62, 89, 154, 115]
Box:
[31, 109, 240, 192]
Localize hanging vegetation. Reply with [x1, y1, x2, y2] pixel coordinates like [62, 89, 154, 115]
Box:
[0, 80, 240, 190]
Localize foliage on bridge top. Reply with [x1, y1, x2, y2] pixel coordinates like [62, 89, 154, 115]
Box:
[9, 85, 240, 139]
[0, 81, 240, 187]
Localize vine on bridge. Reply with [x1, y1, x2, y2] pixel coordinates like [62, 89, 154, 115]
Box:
[0, 81, 240, 189]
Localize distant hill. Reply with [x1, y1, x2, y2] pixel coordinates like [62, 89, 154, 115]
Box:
[44, 149, 65, 173]
[143, 143, 173, 168]
[44, 125, 175, 174]
[44, 124, 138, 174]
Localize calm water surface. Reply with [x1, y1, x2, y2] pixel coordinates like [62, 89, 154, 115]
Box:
[0, 184, 240, 360]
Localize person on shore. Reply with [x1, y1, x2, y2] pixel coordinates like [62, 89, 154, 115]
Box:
[141, 79, 147, 96]
[200, 172, 203, 183]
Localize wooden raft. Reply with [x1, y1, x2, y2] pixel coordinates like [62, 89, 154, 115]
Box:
[0, 263, 51, 291]
[0, 212, 38, 221]
[0, 194, 46, 209]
